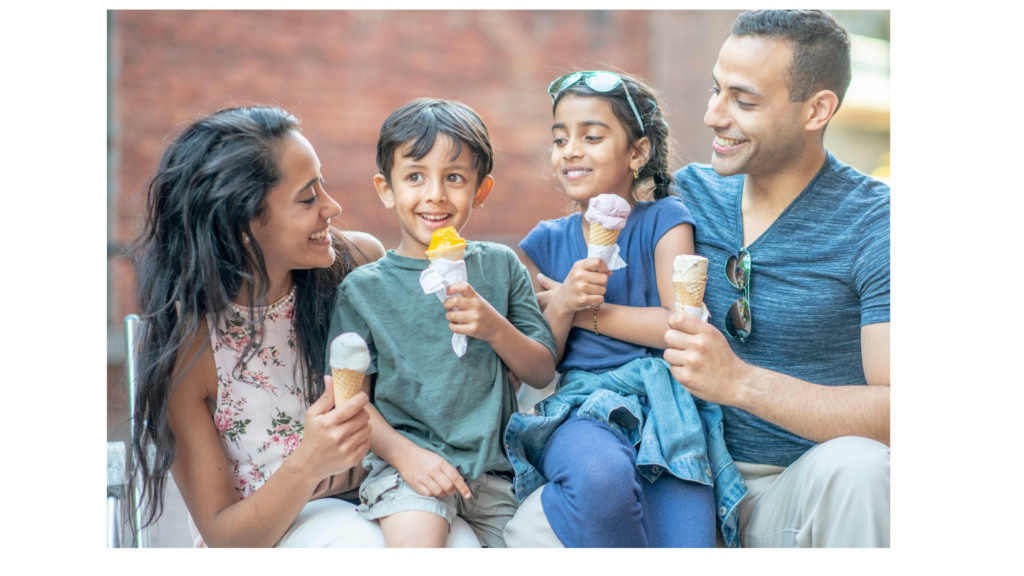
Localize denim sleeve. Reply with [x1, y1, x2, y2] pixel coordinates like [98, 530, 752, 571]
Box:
[853, 199, 890, 326]
[327, 276, 378, 376]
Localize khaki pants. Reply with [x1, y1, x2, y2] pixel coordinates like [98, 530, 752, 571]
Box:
[504, 436, 890, 548]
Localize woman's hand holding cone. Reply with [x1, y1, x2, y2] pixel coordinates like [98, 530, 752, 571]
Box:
[290, 378, 372, 480]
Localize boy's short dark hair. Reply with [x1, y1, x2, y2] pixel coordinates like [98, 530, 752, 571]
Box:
[376, 98, 494, 188]
[731, 10, 852, 109]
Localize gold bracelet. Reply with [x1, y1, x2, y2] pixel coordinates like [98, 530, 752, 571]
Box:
[593, 303, 601, 336]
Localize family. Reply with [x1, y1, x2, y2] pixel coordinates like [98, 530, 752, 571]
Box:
[127, 10, 889, 548]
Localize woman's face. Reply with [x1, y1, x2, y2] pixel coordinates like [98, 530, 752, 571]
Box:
[249, 131, 342, 276]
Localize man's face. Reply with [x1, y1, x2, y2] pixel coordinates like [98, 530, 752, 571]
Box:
[705, 35, 807, 178]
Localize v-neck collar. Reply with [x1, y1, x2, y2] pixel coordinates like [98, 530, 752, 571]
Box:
[732, 152, 834, 252]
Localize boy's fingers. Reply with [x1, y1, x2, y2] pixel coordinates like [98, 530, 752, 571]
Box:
[444, 465, 472, 499]
[447, 282, 474, 297]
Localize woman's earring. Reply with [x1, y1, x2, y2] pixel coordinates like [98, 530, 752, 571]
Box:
[634, 167, 639, 180]
[243, 234, 250, 243]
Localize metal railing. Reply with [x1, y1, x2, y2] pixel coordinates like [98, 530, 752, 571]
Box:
[108, 314, 150, 548]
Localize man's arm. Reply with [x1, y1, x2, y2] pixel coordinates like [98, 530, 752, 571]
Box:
[664, 315, 889, 446]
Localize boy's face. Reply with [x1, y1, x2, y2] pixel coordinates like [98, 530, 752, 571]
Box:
[374, 135, 493, 259]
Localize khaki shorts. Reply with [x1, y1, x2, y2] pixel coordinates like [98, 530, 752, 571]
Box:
[356, 452, 518, 548]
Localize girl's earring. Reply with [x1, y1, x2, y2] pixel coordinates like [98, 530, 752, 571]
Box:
[243, 234, 250, 243]
[633, 167, 639, 180]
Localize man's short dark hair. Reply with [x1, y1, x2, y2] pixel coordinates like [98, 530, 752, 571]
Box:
[732, 10, 852, 109]
[376, 98, 494, 187]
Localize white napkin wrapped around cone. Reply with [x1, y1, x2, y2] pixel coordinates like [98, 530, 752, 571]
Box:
[419, 258, 469, 357]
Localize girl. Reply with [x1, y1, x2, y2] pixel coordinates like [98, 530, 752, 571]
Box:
[126, 106, 480, 547]
[506, 71, 745, 547]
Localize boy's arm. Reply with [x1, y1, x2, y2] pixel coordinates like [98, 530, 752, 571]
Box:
[442, 283, 556, 387]
[358, 374, 473, 499]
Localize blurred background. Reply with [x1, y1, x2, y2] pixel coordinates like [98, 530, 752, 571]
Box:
[106, 9, 889, 546]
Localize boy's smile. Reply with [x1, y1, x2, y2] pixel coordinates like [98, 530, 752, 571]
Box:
[374, 135, 493, 259]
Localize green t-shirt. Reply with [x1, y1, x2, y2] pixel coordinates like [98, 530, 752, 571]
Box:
[327, 241, 556, 480]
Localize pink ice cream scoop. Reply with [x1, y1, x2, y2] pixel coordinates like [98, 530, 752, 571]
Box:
[584, 194, 632, 230]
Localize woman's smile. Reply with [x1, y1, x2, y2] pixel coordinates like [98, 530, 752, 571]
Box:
[308, 225, 331, 246]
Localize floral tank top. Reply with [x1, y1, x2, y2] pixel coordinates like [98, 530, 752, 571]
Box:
[209, 289, 306, 499]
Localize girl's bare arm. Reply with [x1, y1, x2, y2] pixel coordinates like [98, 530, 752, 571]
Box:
[568, 223, 695, 348]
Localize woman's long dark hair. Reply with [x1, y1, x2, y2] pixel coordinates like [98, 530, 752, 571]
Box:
[124, 106, 362, 539]
[552, 70, 677, 203]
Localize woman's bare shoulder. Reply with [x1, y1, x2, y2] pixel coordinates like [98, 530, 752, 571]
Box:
[171, 318, 219, 402]
[341, 231, 386, 265]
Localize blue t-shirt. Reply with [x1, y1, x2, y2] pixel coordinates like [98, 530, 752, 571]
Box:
[672, 152, 890, 467]
[520, 196, 697, 374]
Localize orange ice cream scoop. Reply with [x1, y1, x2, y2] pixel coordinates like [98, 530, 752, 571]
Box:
[426, 227, 467, 261]
[427, 226, 466, 251]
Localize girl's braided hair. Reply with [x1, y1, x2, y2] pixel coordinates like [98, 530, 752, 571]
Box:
[551, 70, 677, 202]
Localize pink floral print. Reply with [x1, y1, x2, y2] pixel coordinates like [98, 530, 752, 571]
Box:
[209, 298, 308, 499]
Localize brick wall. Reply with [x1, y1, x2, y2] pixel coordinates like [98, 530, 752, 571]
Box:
[109, 10, 742, 321]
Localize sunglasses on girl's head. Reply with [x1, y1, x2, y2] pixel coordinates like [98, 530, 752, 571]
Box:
[547, 71, 646, 134]
[725, 249, 752, 342]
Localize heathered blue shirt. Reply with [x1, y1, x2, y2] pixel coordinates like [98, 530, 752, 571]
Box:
[671, 152, 890, 467]
[520, 196, 697, 374]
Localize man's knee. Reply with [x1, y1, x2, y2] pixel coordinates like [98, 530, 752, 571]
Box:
[504, 486, 564, 548]
[806, 436, 889, 492]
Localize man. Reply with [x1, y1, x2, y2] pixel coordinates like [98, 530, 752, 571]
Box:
[663, 9, 890, 547]
[504, 9, 889, 548]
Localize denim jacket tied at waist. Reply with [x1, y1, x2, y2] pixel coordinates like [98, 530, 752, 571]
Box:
[504, 357, 748, 548]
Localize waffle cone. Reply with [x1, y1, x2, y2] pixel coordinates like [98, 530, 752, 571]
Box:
[331, 368, 365, 406]
[589, 222, 620, 246]
[425, 245, 466, 262]
[673, 281, 706, 308]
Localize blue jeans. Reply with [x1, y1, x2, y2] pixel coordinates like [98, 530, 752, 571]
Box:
[537, 410, 716, 547]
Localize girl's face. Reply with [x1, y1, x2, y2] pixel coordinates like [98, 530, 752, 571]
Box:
[249, 131, 342, 278]
[550, 94, 647, 207]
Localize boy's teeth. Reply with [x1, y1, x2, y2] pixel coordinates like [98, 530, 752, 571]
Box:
[421, 214, 448, 221]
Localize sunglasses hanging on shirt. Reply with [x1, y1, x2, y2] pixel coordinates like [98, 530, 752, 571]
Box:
[724, 249, 752, 342]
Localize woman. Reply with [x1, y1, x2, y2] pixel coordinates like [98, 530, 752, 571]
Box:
[126, 105, 401, 547]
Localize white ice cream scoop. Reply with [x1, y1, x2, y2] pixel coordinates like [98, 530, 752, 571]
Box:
[672, 254, 708, 283]
[329, 332, 371, 372]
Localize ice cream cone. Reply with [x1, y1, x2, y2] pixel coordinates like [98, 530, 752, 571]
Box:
[589, 222, 620, 246]
[331, 367, 364, 406]
[425, 245, 466, 262]
[673, 280, 706, 309]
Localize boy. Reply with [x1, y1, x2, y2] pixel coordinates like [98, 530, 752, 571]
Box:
[327, 98, 557, 548]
